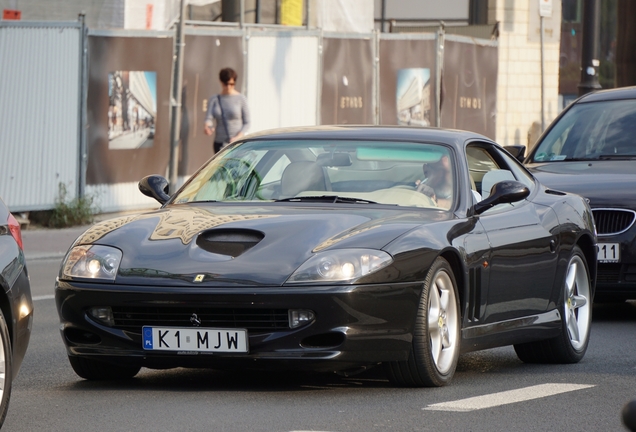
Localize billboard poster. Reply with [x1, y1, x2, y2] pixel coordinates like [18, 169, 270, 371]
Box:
[441, 39, 498, 139]
[108, 71, 157, 150]
[379, 38, 437, 126]
[396, 68, 432, 126]
[320, 37, 374, 125]
[86, 36, 173, 185]
[181, 34, 244, 175]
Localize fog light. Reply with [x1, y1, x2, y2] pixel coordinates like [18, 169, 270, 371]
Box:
[88, 306, 115, 326]
[289, 309, 315, 329]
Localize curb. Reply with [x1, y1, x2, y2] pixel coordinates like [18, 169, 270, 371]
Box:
[25, 252, 67, 261]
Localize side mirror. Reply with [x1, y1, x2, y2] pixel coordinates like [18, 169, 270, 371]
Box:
[504, 145, 526, 162]
[473, 180, 530, 215]
[139, 175, 170, 204]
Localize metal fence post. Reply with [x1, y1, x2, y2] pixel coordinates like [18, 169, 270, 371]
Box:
[435, 23, 445, 128]
[78, 13, 88, 199]
[316, 28, 323, 126]
[374, 29, 380, 125]
[168, 0, 186, 192]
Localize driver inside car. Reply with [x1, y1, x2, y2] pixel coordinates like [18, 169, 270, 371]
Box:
[415, 155, 453, 209]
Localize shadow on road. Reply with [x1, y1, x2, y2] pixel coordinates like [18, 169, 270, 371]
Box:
[63, 366, 393, 393]
[592, 300, 636, 322]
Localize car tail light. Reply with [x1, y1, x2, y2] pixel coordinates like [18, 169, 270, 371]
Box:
[7, 213, 24, 251]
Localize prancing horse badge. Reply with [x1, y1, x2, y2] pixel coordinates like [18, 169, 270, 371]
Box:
[193, 274, 205, 283]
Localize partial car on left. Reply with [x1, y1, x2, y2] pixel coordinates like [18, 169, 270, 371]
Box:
[0, 198, 33, 426]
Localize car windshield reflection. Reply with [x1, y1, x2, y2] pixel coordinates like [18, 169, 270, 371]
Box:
[532, 99, 636, 162]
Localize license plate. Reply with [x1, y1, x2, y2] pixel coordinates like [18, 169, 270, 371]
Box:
[142, 326, 248, 353]
[597, 243, 620, 263]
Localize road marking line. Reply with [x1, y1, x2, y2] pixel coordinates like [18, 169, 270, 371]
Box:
[423, 383, 595, 412]
[32, 295, 55, 301]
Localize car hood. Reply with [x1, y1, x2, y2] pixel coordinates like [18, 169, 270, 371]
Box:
[527, 160, 636, 208]
[70, 204, 451, 286]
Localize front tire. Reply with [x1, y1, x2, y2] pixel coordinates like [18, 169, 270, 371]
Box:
[386, 257, 461, 387]
[0, 309, 13, 427]
[68, 356, 141, 380]
[514, 245, 592, 363]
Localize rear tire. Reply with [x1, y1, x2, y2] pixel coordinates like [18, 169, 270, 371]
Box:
[386, 257, 460, 387]
[0, 309, 13, 428]
[514, 245, 592, 363]
[69, 356, 141, 380]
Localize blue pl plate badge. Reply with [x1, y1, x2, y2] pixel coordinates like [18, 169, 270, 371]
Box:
[143, 327, 153, 349]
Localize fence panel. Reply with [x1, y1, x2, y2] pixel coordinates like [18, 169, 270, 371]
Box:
[246, 30, 320, 134]
[84, 29, 174, 213]
[320, 34, 375, 125]
[441, 34, 498, 139]
[0, 22, 81, 211]
[378, 33, 438, 128]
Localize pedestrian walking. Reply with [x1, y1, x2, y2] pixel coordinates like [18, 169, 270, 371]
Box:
[203, 67, 251, 153]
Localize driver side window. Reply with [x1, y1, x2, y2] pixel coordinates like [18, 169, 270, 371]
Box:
[466, 146, 501, 198]
[467, 143, 534, 213]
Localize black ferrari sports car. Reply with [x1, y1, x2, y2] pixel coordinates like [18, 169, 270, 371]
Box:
[0, 198, 33, 425]
[56, 126, 596, 387]
[525, 86, 636, 301]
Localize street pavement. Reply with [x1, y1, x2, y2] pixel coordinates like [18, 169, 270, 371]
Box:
[21, 210, 152, 261]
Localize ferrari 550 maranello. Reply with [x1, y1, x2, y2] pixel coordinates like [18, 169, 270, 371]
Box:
[56, 126, 596, 387]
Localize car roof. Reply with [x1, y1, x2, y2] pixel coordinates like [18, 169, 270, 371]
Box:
[243, 125, 491, 150]
[576, 86, 636, 103]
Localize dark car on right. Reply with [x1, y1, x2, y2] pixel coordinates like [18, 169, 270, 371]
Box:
[525, 86, 636, 301]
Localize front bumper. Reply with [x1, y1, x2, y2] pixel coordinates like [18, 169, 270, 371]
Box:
[596, 229, 636, 299]
[55, 280, 422, 371]
[9, 266, 32, 378]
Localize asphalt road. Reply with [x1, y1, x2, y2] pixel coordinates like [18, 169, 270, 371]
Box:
[5, 256, 636, 431]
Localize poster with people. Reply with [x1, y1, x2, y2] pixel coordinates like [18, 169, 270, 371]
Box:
[108, 71, 157, 150]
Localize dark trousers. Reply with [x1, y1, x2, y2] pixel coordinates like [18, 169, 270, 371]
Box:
[214, 141, 225, 153]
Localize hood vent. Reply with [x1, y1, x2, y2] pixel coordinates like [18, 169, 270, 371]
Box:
[196, 229, 264, 257]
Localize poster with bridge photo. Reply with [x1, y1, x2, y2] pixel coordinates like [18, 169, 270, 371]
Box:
[108, 71, 157, 150]
[396, 68, 431, 127]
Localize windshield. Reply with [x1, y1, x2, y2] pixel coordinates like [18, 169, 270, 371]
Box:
[531, 99, 636, 162]
[172, 139, 456, 209]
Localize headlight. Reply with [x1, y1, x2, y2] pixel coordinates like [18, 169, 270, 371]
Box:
[286, 249, 392, 284]
[61, 245, 123, 282]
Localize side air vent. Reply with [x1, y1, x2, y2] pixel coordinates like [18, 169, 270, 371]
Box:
[545, 189, 566, 196]
[196, 229, 264, 257]
[592, 209, 636, 236]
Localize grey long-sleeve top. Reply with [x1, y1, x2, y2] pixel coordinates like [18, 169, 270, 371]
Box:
[204, 93, 251, 143]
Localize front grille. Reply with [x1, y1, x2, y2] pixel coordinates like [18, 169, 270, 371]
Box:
[592, 209, 636, 235]
[110, 307, 289, 333]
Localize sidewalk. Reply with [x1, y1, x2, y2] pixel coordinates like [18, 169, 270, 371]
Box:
[21, 225, 90, 261]
[21, 209, 153, 261]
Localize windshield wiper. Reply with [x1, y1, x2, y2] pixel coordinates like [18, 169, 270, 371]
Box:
[598, 154, 636, 160]
[275, 195, 377, 204]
